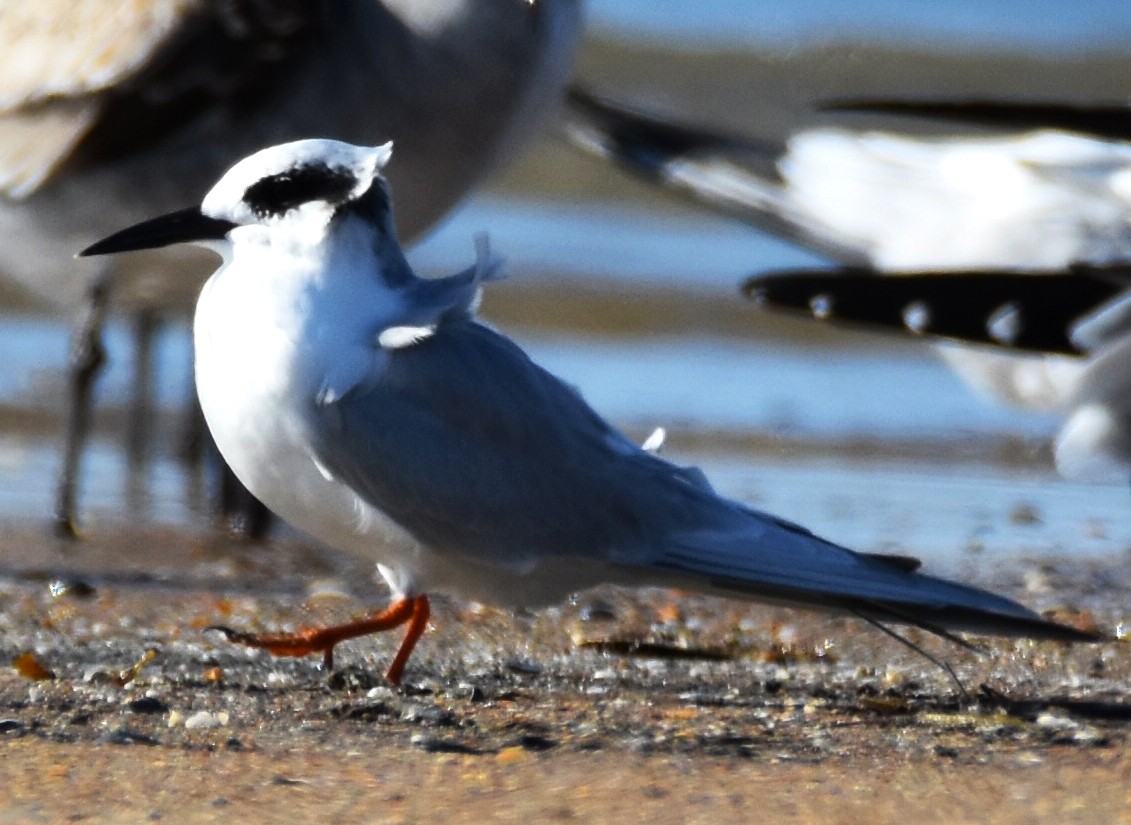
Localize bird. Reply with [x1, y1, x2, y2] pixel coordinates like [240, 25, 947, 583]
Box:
[0, 0, 582, 537]
[79, 138, 1095, 685]
[564, 88, 1131, 482]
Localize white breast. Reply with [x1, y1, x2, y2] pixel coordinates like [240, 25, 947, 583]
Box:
[192, 241, 423, 588]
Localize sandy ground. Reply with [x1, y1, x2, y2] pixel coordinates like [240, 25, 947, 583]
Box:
[1, 522, 1129, 824]
[3, 738, 1130, 825]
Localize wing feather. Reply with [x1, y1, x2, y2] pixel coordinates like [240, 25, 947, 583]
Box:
[0, 1, 198, 108]
[308, 319, 704, 568]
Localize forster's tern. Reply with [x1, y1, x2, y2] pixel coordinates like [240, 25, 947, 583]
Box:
[81, 139, 1093, 684]
[565, 89, 1131, 481]
[1, 1, 581, 536]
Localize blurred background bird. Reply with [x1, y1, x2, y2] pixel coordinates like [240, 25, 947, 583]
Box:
[733, 99, 1131, 482]
[565, 86, 1131, 485]
[0, 0, 582, 538]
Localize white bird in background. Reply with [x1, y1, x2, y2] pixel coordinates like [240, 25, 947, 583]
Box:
[565, 89, 1131, 483]
[0, 0, 581, 537]
[79, 138, 1092, 684]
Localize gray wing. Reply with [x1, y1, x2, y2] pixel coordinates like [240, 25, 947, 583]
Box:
[823, 99, 1131, 142]
[308, 318, 716, 567]
[306, 319, 1092, 642]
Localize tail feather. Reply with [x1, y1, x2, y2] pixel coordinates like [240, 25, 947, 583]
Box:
[624, 507, 1098, 644]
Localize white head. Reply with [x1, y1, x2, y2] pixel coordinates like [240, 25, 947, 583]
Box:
[80, 139, 396, 258]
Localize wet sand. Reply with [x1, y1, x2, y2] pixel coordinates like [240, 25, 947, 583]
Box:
[4, 737, 1130, 824]
[1, 523, 1128, 823]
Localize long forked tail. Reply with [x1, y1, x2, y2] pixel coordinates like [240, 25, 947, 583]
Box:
[708, 563, 1097, 644]
[627, 507, 1099, 645]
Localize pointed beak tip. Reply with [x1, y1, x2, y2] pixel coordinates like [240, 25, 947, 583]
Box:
[76, 241, 106, 259]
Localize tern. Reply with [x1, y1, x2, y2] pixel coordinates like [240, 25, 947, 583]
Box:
[1, 0, 581, 537]
[79, 138, 1094, 684]
[565, 89, 1131, 482]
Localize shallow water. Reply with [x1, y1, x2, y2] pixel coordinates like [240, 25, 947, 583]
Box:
[3, 294, 1127, 575]
[0, 177, 1123, 573]
[0, 192, 1124, 579]
[587, 0, 1131, 51]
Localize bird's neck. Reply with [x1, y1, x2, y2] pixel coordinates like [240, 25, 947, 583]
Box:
[335, 187, 416, 290]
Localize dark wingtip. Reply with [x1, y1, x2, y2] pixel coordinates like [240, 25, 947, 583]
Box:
[1033, 620, 1107, 644]
[861, 552, 923, 574]
[742, 266, 1126, 356]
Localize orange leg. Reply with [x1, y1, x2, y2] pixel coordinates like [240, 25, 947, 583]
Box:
[208, 594, 430, 685]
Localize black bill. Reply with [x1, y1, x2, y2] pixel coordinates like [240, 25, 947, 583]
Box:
[80, 207, 238, 257]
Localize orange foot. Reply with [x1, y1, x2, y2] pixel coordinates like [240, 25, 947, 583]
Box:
[208, 594, 430, 685]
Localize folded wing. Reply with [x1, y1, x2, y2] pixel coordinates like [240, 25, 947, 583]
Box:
[306, 318, 1094, 642]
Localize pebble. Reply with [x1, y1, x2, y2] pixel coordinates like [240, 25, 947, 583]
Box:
[1035, 712, 1077, 732]
[183, 710, 230, 730]
[127, 697, 169, 715]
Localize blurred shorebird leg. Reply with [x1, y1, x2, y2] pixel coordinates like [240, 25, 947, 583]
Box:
[209, 595, 431, 685]
[54, 264, 112, 539]
[218, 459, 274, 541]
[126, 309, 160, 469]
[178, 363, 207, 462]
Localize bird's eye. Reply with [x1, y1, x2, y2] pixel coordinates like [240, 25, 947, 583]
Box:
[242, 163, 359, 218]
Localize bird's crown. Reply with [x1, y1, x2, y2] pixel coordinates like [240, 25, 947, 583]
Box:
[202, 139, 394, 225]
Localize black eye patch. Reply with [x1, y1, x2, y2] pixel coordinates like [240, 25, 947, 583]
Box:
[242, 163, 359, 218]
